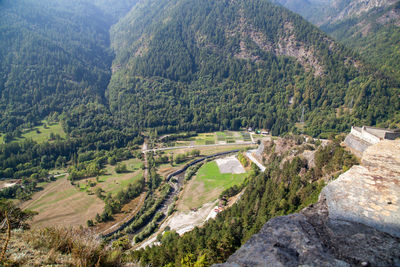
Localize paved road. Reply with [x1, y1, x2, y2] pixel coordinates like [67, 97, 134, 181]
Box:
[246, 150, 266, 172]
[142, 141, 255, 153]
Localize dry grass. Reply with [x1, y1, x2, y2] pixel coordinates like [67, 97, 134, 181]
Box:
[2, 229, 74, 266]
[24, 227, 122, 266]
[177, 180, 221, 211]
[21, 177, 104, 228]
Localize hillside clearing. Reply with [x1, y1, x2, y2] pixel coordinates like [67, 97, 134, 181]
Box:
[77, 158, 143, 196]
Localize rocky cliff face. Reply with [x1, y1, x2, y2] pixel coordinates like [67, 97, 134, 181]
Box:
[215, 140, 400, 266]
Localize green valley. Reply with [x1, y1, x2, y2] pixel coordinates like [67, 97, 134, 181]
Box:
[0, 0, 399, 266]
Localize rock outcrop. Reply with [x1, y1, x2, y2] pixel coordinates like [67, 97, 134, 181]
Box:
[215, 140, 400, 267]
[323, 140, 400, 238]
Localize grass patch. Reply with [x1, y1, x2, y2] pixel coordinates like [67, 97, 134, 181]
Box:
[78, 158, 143, 196]
[30, 188, 77, 211]
[8, 120, 67, 143]
[21, 178, 104, 228]
[197, 161, 246, 192]
[100, 170, 143, 195]
[179, 160, 247, 210]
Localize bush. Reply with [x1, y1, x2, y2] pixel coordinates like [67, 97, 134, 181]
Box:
[115, 163, 127, 173]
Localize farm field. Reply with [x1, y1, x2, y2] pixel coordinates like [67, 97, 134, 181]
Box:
[177, 160, 247, 211]
[77, 158, 143, 196]
[20, 177, 104, 228]
[173, 131, 251, 146]
[190, 133, 216, 145]
[165, 140, 192, 147]
[170, 144, 256, 156]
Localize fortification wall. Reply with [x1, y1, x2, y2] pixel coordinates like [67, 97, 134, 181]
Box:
[351, 127, 380, 144]
[385, 131, 400, 140]
[345, 133, 372, 157]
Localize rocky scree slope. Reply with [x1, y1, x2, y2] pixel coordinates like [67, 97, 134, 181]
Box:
[216, 140, 400, 266]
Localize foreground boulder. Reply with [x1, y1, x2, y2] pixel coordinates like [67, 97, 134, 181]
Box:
[216, 140, 400, 266]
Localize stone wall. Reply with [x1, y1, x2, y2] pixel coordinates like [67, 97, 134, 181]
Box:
[350, 126, 380, 144]
[344, 133, 372, 157]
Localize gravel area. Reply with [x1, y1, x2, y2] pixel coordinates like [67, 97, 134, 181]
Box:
[216, 155, 246, 174]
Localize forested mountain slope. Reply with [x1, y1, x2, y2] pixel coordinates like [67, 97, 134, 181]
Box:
[1, 0, 399, 138]
[0, 0, 138, 134]
[108, 0, 400, 137]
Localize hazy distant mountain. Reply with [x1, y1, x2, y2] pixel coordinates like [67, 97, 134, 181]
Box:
[322, 1, 400, 78]
[273, 0, 400, 106]
[273, 0, 398, 25]
[269, 0, 330, 24]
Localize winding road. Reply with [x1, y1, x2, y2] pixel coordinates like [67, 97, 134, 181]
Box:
[246, 150, 266, 172]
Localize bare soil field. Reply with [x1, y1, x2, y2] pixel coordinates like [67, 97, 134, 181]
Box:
[21, 177, 104, 228]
